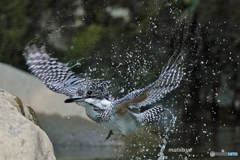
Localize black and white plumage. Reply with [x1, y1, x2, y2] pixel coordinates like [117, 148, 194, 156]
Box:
[24, 46, 110, 99]
[136, 106, 165, 123]
[24, 46, 86, 96]
[23, 44, 193, 140]
[113, 51, 186, 108]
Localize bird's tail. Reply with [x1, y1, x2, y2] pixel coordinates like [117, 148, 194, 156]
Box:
[135, 105, 165, 124]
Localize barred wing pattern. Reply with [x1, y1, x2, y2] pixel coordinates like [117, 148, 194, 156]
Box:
[138, 51, 185, 107]
[137, 105, 165, 123]
[24, 45, 87, 97]
[114, 50, 186, 108]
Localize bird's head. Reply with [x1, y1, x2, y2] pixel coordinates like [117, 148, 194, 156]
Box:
[64, 79, 111, 104]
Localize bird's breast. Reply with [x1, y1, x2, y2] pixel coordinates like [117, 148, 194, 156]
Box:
[101, 113, 142, 135]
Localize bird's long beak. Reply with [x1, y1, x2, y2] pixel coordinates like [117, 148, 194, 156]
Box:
[64, 96, 84, 103]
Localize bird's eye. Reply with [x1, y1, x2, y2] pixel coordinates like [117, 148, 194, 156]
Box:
[87, 90, 93, 95]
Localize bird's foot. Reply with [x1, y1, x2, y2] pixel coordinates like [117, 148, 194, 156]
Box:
[104, 130, 126, 143]
[104, 130, 114, 142]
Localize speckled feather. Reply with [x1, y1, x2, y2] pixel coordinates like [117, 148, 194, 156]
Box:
[137, 105, 165, 123]
[112, 50, 187, 109]
[24, 45, 90, 97]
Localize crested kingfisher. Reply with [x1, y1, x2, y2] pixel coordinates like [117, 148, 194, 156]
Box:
[24, 23, 198, 140]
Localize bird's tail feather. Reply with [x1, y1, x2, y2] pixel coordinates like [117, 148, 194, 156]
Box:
[135, 105, 165, 123]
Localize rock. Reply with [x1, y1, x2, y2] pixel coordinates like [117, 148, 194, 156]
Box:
[0, 88, 40, 127]
[0, 89, 55, 160]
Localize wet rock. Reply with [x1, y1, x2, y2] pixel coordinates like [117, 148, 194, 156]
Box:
[0, 89, 55, 160]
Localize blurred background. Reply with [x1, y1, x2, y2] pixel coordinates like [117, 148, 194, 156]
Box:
[0, 0, 240, 159]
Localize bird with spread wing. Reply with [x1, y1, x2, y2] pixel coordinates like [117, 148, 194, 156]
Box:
[24, 23, 198, 140]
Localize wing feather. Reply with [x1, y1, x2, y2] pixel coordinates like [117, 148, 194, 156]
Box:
[113, 50, 187, 108]
[23, 45, 88, 97]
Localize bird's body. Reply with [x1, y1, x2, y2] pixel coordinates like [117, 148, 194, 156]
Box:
[75, 96, 164, 136]
[23, 39, 195, 139]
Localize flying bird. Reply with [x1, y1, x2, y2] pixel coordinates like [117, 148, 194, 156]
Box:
[24, 46, 189, 140]
[23, 23, 197, 140]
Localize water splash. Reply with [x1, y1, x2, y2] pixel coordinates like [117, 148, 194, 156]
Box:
[158, 108, 177, 160]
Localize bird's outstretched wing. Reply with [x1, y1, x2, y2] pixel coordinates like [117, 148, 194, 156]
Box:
[23, 45, 89, 97]
[113, 19, 198, 110]
[113, 50, 187, 108]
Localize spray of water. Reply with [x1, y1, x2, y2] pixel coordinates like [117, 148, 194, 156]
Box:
[158, 108, 177, 160]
